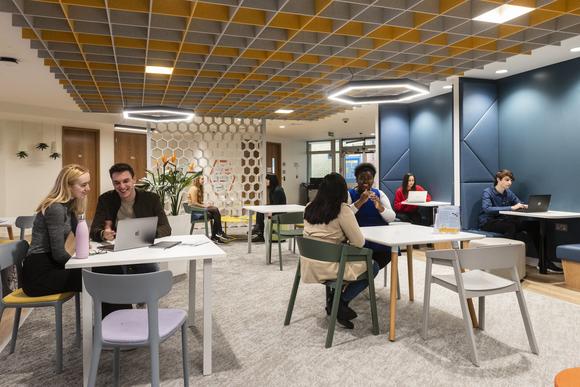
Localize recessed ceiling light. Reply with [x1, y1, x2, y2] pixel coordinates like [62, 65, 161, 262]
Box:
[571, 47, 580, 53]
[146, 65, 173, 75]
[496, 69, 508, 74]
[473, 5, 534, 24]
[279, 125, 286, 128]
[443, 85, 453, 89]
[275, 109, 294, 114]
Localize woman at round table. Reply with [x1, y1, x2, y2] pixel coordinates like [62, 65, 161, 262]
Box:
[251, 173, 287, 242]
[303, 172, 379, 329]
[22, 164, 91, 296]
[394, 172, 432, 225]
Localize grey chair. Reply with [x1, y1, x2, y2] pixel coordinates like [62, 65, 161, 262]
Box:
[285, 237, 379, 348]
[268, 212, 304, 271]
[83, 269, 189, 387]
[422, 245, 539, 366]
[15, 215, 35, 240]
[0, 240, 80, 373]
[183, 203, 211, 237]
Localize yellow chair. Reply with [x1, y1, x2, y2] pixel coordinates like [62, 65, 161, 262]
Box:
[0, 240, 80, 373]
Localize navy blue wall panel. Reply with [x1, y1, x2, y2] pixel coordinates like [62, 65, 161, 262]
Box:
[378, 104, 409, 202]
[498, 57, 580, 259]
[460, 78, 499, 230]
[409, 93, 453, 203]
[498, 57, 580, 211]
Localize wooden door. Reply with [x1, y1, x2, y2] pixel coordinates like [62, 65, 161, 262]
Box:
[114, 132, 147, 180]
[266, 142, 282, 185]
[62, 127, 100, 220]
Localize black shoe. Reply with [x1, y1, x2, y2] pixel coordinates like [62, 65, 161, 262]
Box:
[336, 318, 354, 329]
[541, 261, 563, 274]
[325, 294, 357, 321]
[211, 236, 225, 244]
[252, 234, 264, 242]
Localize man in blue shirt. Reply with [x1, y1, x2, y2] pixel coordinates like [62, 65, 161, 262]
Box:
[479, 169, 562, 273]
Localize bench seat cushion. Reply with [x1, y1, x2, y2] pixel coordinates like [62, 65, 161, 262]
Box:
[556, 244, 580, 263]
[465, 229, 504, 238]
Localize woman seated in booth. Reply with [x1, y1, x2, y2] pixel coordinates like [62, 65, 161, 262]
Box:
[347, 163, 396, 270]
[394, 172, 432, 225]
[22, 164, 91, 297]
[303, 172, 379, 329]
[187, 175, 232, 244]
[251, 173, 287, 242]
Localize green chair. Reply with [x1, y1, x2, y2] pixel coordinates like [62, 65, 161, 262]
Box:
[268, 212, 304, 271]
[284, 236, 379, 348]
[183, 203, 211, 237]
[0, 240, 80, 373]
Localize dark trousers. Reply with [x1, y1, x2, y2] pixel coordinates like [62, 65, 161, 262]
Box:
[206, 206, 223, 237]
[254, 213, 265, 235]
[481, 217, 539, 257]
[22, 253, 82, 297]
[396, 208, 433, 226]
[93, 263, 158, 317]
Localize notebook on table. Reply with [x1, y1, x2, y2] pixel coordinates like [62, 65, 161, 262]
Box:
[97, 216, 158, 252]
[406, 190, 428, 203]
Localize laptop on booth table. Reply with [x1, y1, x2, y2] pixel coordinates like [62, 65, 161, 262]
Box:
[520, 195, 551, 213]
[406, 191, 428, 203]
[97, 216, 158, 252]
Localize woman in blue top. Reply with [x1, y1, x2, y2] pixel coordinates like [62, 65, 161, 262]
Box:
[347, 163, 396, 269]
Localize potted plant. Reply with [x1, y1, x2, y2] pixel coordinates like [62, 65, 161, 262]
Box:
[139, 154, 201, 235]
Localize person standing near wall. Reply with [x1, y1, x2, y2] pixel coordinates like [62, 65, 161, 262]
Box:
[251, 173, 287, 242]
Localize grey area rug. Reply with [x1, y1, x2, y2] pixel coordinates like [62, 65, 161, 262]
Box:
[1, 240, 579, 386]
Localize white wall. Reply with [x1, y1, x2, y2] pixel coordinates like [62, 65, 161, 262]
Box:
[266, 136, 307, 205]
[0, 104, 118, 231]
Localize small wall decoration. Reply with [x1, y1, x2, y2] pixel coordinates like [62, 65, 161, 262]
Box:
[35, 142, 49, 150]
[49, 141, 61, 159]
[16, 150, 29, 159]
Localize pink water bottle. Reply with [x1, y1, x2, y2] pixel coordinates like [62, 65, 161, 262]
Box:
[75, 213, 89, 259]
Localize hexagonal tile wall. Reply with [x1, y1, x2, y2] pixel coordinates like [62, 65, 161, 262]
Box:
[152, 117, 265, 217]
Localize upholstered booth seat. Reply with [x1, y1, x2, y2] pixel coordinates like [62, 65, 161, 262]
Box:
[466, 229, 504, 238]
[556, 244, 580, 291]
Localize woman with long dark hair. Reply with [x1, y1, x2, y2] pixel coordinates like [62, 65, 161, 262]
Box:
[302, 172, 379, 329]
[394, 172, 432, 225]
[251, 173, 287, 242]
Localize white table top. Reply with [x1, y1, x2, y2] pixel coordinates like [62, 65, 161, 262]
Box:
[400, 201, 451, 207]
[66, 234, 226, 269]
[243, 204, 305, 214]
[499, 210, 580, 219]
[0, 217, 15, 226]
[361, 224, 485, 247]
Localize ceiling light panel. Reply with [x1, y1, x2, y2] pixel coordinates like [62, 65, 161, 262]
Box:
[473, 5, 534, 24]
[3, 0, 579, 119]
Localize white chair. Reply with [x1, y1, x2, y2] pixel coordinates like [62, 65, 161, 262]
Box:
[422, 245, 539, 366]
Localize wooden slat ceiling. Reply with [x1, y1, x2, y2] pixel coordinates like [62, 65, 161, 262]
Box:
[2, 0, 579, 120]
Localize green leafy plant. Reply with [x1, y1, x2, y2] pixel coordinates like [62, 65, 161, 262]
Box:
[139, 154, 201, 216]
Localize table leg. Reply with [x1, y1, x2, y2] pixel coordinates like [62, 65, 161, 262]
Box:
[202, 258, 212, 375]
[247, 212, 253, 253]
[389, 250, 399, 341]
[7, 225, 14, 240]
[188, 260, 197, 325]
[265, 215, 272, 265]
[81, 275, 93, 387]
[406, 245, 414, 302]
[538, 220, 547, 274]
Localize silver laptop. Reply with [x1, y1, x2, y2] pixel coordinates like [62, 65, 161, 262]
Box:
[98, 217, 157, 252]
[406, 190, 428, 203]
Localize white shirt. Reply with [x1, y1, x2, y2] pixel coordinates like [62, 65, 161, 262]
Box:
[347, 189, 396, 223]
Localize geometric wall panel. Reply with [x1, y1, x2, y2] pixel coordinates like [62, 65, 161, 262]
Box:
[152, 117, 265, 216]
[460, 78, 498, 229]
[378, 104, 409, 202]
